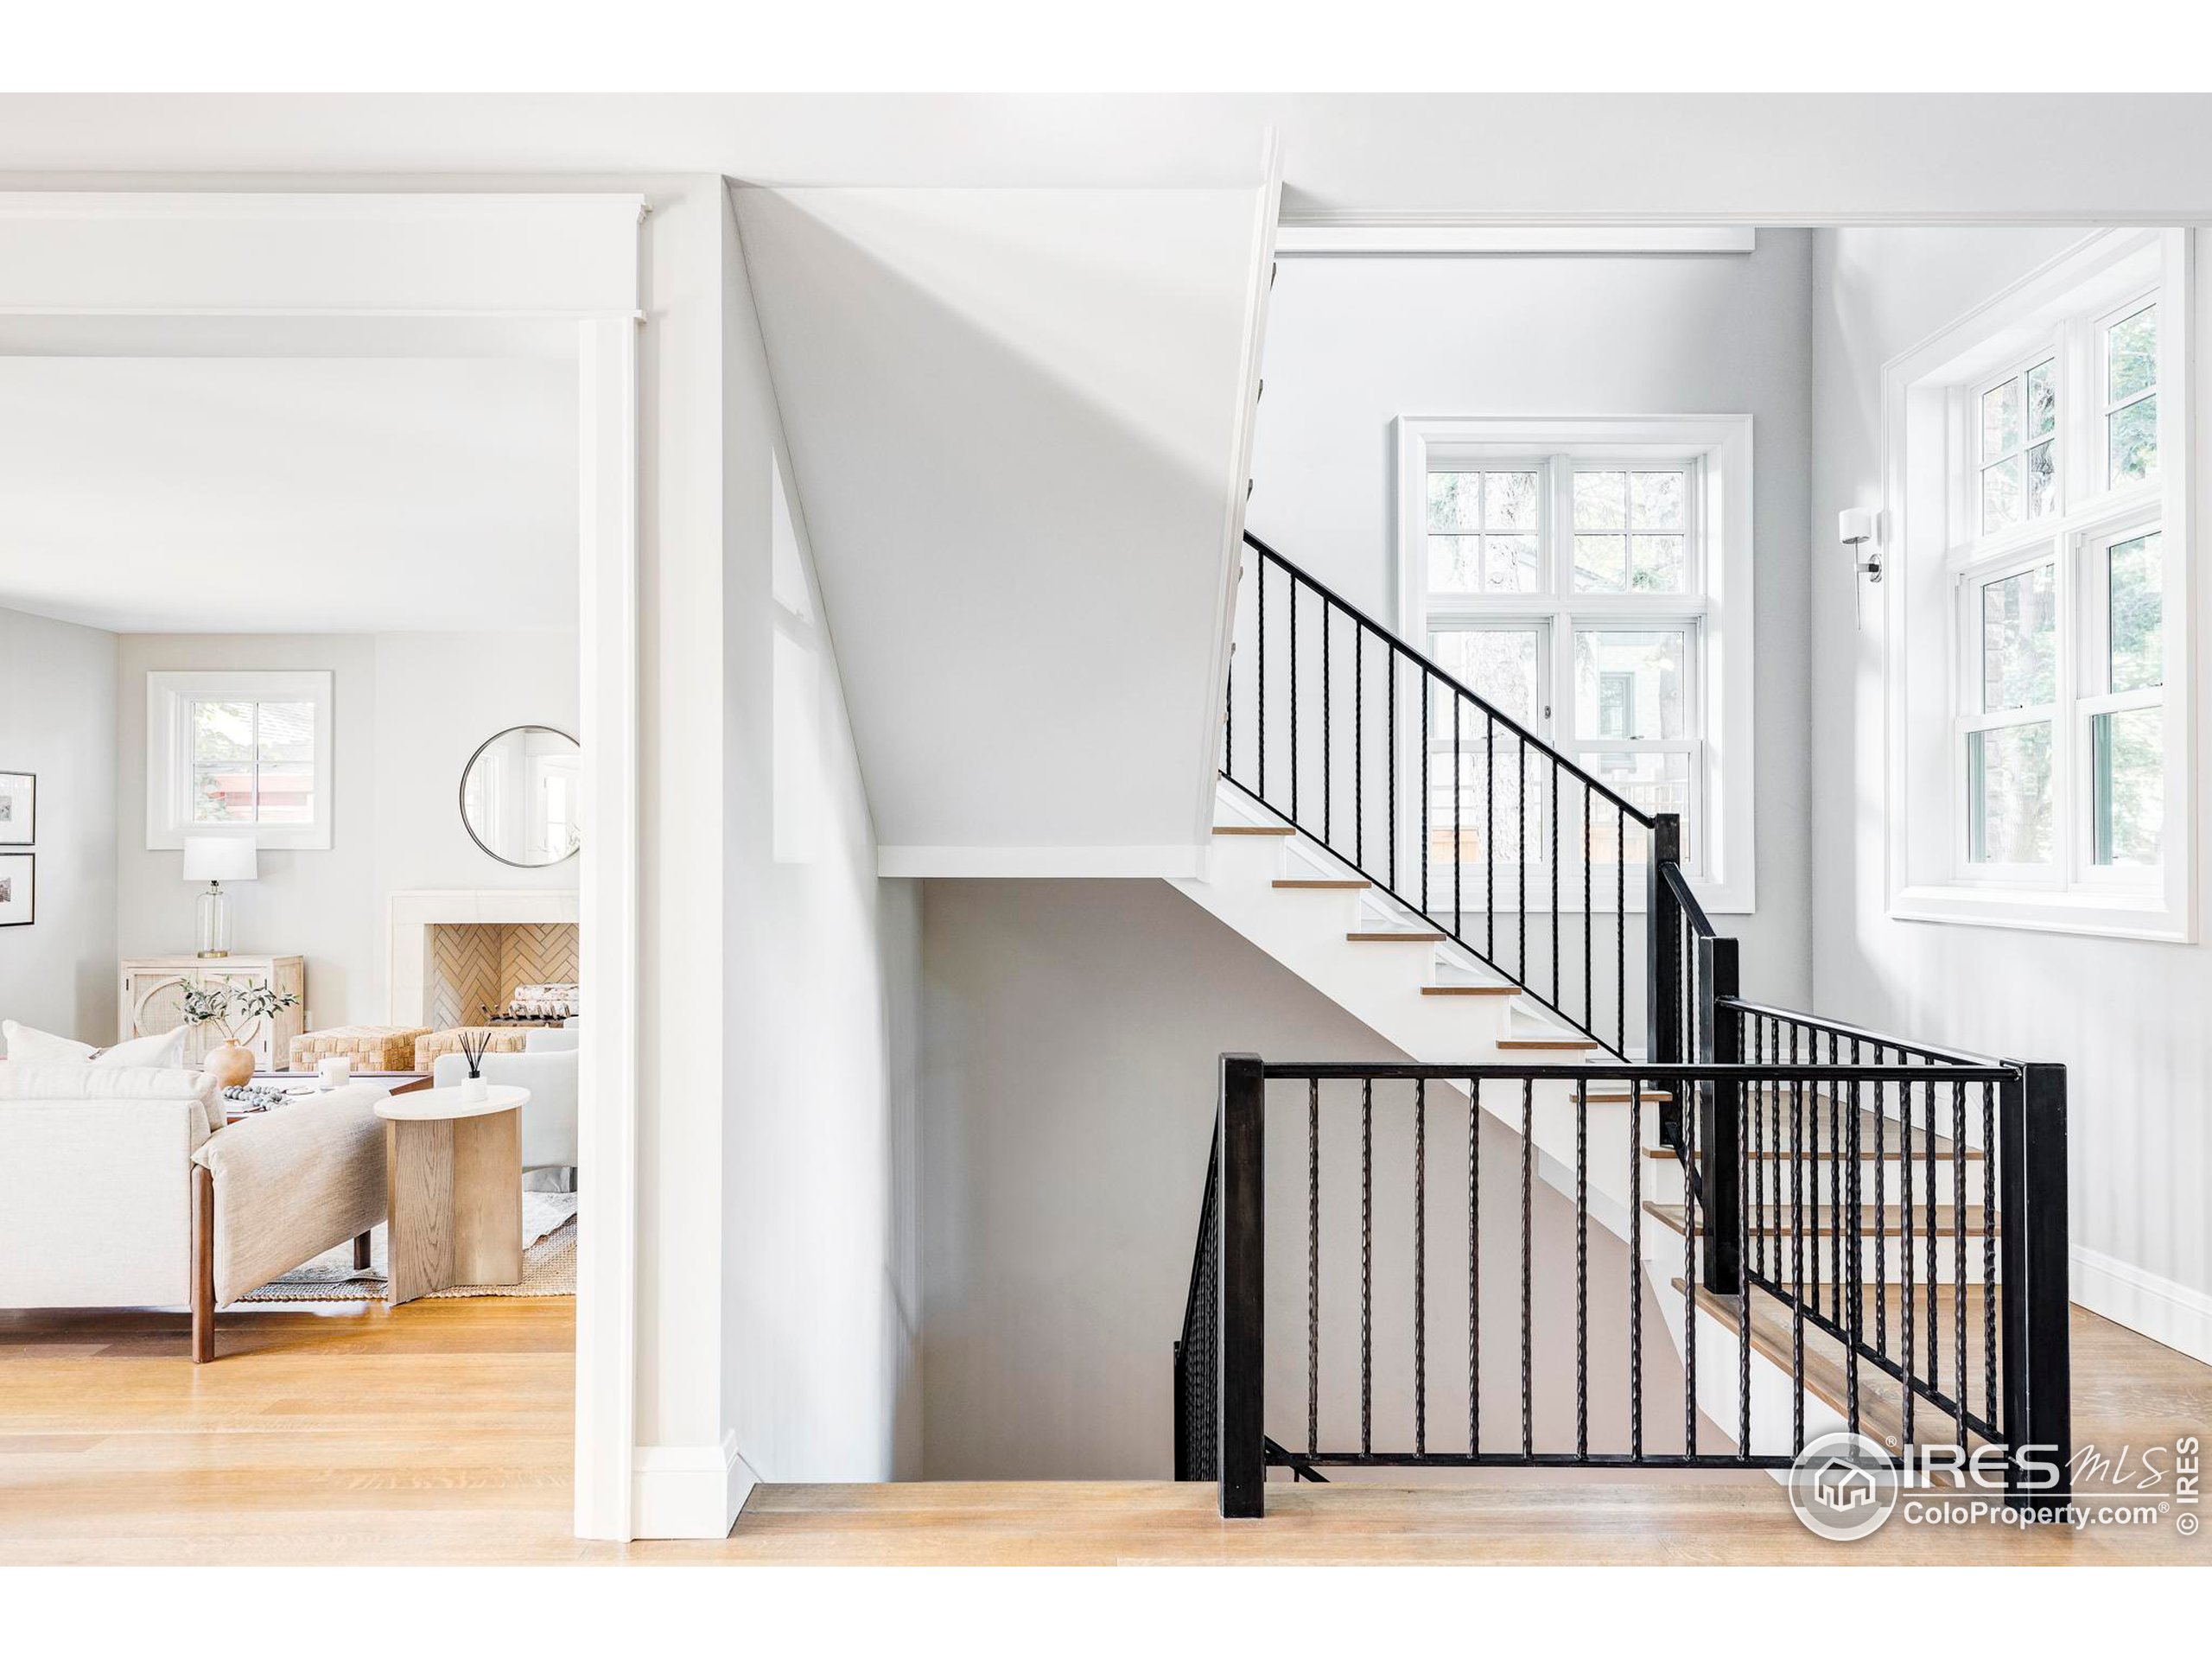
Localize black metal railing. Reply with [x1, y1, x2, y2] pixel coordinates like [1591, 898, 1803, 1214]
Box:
[1194, 532, 2069, 1522]
[1183, 1053, 2069, 1521]
[1224, 533, 1660, 1056]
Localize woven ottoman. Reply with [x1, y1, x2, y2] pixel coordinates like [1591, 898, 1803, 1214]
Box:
[414, 1027, 535, 1071]
[289, 1024, 433, 1074]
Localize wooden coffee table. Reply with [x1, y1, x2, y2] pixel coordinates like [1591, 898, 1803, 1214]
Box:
[375, 1084, 531, 1306]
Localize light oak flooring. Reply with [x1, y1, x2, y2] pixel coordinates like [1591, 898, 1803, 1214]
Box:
[1, 1296, 2206, 1565]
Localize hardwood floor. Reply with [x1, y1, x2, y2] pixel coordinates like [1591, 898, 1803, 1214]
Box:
[2, 1296, 2205, 1565]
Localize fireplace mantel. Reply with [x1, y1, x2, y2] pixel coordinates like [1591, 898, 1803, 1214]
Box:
[388, 889, 579, 1027]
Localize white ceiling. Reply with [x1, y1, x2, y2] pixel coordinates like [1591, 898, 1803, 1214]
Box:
[7, 94, 2212, 221]
[0, 350, 578, 634]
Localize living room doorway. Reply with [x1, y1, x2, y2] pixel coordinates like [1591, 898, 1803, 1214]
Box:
[0, 192, 643, 1539]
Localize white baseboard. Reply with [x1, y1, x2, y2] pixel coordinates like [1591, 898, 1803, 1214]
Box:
[2073, 1244, 2212, 1365]
[631, 1429, 757, 1539]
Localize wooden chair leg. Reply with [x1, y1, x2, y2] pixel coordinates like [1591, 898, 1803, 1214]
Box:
[353, 1231, 373, 1271]
[190, 1164, 215, 1363]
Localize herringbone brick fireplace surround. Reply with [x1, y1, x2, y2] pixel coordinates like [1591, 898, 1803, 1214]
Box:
[424, 920, 580, 1029]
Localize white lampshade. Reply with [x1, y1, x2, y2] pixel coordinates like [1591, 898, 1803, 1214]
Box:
[1839, 507, 1876, 547]
[181, 833, 257, 883]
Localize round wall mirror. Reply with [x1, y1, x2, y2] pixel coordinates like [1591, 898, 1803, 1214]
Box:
[460, 726, 581, 868]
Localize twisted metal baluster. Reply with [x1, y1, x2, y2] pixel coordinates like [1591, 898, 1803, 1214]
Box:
[1469, 1077, 1481, 1457]
[1576, 1077, 1589, 1462]
[1414, 1077, 1427, 1458]
[1925, 1077, 1941, 1397]
[1982, 1079, 1999, 1433]
[1361, 1076, 1373, 1458]
[1629, 1077, 1643, 1460]
[1901, 1066, 1917, 1447]
[1791, 1071, 1806, 1457]
[1738, 1037, 1751, 1462]
[1681, 1062, 1697, 1460]
[1307, 1077, 1319, 1460]
[1953, 1080, 1969, 1450]
[1521, 1077, 1534, 1459]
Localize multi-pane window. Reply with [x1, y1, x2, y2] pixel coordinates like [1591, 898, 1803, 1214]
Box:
[1978, 356, 2057, 534]
[2104, 303, 2158, 487]
[2088, 529, 2164, 868]
[188, 698, 317, 824]
[1950, 284, 2168, 888]
[1426, 469, 1541, 594]
[1572, 468, 1687, 593]
[1419, 451, 1707, 866]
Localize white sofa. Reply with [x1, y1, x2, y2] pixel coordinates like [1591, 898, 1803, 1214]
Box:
[431, 1040, 577, 1174]
[0, 1062, 389, 1360]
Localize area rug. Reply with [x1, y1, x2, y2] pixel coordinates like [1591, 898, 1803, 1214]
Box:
[238, 1192, 577, 1302]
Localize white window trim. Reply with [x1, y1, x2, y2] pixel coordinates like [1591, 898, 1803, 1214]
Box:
[1881, 227, 2195, 942]
[1393, 414, 1757, 913]
[145, 669, 334, 851]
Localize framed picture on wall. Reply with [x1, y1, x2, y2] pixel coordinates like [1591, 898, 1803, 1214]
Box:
[0, 853, 31, 927]
[0, 772, 31, 846]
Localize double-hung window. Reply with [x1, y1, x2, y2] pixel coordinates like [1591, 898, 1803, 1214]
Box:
[1887, 228, 2190, 939]
[1395, 416, 1754, 911]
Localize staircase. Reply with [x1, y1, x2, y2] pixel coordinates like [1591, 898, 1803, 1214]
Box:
[1170, 533, 2074, 1519]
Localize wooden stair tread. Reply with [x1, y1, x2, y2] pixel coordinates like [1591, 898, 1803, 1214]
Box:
[1497, 1037, 1601, 1051]
[1347, 930, 1447, 943]
[1643, 1105, 1982, 1162]
[1212, 823, 1296, 836]
[1274, 878, 1370, 889]
[1420, 983, 1520, 997]
[1643, 1201, 1995, 1239]
[1673, 1279, 1994, 1457]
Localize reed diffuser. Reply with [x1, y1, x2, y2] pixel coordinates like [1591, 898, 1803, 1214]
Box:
[456, 1009, 495, 1103]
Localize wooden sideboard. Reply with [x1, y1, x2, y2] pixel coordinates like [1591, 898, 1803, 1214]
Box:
[118, 954, 306, 1071]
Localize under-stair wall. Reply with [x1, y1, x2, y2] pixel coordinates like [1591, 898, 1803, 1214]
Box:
[916, 877, 1701, 1478]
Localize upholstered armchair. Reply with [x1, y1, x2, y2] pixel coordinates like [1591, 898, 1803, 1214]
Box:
[430, 1043, 578, 1175]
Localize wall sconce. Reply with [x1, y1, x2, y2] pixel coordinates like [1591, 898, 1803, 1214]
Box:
[1840, 507, 1880, 630]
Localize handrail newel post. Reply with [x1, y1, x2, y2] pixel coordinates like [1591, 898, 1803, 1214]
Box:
[1219, 1052, 1267, 1518]
[1696, 934, 1743, 1294]
[1646, 812, 1684, 1147]
[1999, 1061, 2072, 1517]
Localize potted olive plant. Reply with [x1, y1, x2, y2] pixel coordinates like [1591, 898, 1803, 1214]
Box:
[181, 980, 300, 1090]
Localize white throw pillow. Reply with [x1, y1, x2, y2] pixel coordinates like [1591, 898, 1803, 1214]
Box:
[93, 1027, 189, 1068]
[0, 1020, 95, 1063]
[0, 1020, 188, 1068]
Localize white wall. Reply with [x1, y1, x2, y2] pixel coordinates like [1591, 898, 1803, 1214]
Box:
[1245, 238, 1815, 1004]
[0, 606, 117, 1042]
[732, 184, 1268, 870]
[721, 182, 924, 1485]
[1808, 226, 2212, 1357]
[113, 628, 578, 1029]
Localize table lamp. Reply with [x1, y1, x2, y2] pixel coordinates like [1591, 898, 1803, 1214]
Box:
[181, 833, 257, 958]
